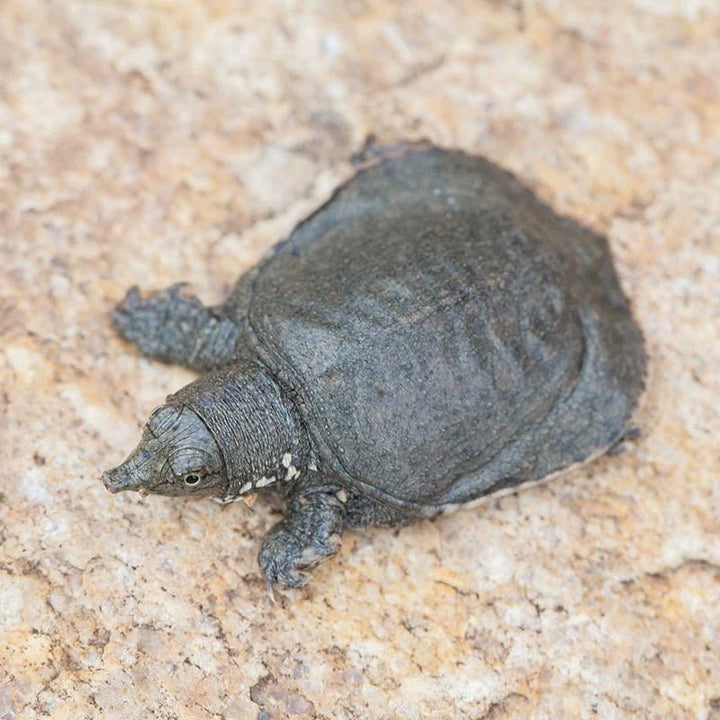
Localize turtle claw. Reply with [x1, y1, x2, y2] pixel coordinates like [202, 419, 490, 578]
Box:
[119, 285, 142, 310]
[258, 527, 311, 589]
[258, 524, 341, 589]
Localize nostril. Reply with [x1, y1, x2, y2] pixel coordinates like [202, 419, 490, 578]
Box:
[102, 466, 136, 494]
[102, 469, 120, 493]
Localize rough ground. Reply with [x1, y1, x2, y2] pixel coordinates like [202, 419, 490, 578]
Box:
[1, 1, 719, 718]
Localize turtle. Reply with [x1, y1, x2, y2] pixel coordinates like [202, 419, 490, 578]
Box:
[102, 144, 646, 588]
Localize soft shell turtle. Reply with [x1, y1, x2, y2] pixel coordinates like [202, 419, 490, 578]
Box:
[103, 145, 645, 588]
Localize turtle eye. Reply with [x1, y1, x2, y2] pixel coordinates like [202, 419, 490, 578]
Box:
[184, 473, 202, 486]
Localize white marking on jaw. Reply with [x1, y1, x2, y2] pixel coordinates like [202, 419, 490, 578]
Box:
[256, 475, 276, 488]
[284, 465, 300, 481]
[281, 453, 292, 468]
[336, 489, 348, 503]
[239, 481, 254, 494]
[212, 495, 241, 505]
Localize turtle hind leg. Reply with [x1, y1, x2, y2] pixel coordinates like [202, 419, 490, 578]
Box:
[112, 284, 238, 372]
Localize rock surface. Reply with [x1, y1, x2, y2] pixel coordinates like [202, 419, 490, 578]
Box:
[1, 1, 719, 718]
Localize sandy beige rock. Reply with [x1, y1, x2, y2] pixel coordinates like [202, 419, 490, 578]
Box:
[1, 1, 719, 718]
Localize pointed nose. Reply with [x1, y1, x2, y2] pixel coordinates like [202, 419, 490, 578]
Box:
[102, 464, 140, 494]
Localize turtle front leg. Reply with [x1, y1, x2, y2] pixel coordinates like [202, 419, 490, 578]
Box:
[112, 284, 239, 371]
[258, 485, 346, 589]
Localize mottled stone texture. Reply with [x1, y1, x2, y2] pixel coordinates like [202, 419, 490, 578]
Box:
[1, 1, 718, 718]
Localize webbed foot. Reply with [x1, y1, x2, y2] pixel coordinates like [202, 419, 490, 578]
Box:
[112, 284, 238, 371]
[257, 489, 345, 588]
[259, 524, 341, 589]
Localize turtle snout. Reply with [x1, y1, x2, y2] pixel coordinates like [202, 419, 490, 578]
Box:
[102, 464, 140, 494]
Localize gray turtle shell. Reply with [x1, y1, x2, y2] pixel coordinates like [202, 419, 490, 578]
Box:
[227, 147, 645, 513]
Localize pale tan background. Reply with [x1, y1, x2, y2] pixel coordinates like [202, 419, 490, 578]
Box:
[1, 1, 719, 718]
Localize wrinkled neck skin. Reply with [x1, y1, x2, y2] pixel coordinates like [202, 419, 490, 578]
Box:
[169, 361, 313, 502]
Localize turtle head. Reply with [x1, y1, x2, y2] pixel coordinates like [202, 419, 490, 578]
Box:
[102, 404, 229, 499]
[103, 362, 310, 504]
